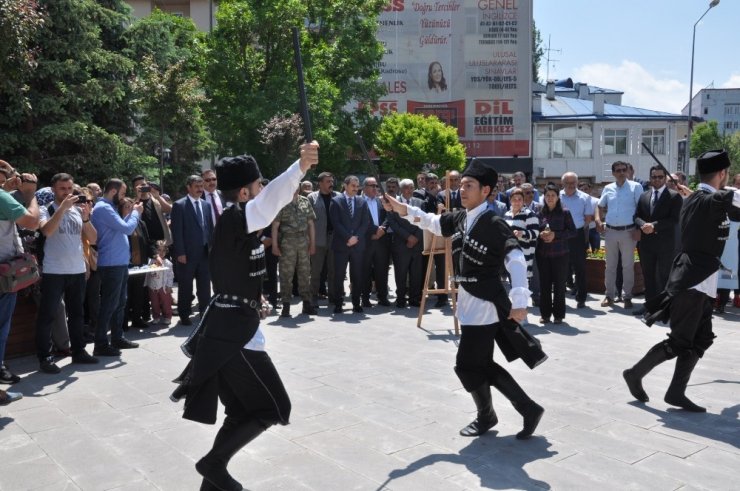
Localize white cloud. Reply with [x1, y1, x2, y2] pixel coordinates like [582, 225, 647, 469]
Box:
[573, 60, 687, 114]
[721, 73, 740, 88]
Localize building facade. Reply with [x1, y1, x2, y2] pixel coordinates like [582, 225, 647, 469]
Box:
[126, 0, 216, 32]
[683, 87, 740, 136]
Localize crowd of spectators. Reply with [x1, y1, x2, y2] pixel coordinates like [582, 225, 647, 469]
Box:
[0, 156, 738, 407]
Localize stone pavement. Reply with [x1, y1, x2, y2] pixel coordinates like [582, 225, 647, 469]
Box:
[1, 290, 738, 491]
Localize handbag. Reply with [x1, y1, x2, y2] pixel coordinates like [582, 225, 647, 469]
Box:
[0, 227, 40, 293]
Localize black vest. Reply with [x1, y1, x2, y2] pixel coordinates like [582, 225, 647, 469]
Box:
[209, 202, 266, 304]
[440, 209, 521, 318]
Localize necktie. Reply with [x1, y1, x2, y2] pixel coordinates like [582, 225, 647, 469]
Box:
[210, 192, 221, 223]
[194, 200, 207, 245]
[651, 190, 659, 214]
[348, 196, 354, 217]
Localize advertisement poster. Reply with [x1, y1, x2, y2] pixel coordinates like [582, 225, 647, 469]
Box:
[375, 0, 532, 158]
[718, 222, 739, 290]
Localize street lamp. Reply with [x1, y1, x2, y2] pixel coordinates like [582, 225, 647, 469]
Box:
[685, 0, 719, 170]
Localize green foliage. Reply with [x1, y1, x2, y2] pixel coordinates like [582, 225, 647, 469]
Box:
[532, 20, 543, 83]
[374, 112, 466, 178]
[0, 0, 45, 90]
[690, 120, 740, 176]
[690, 120, 723, 158]
[204, 0, 386, 178]
[0, 0, 152, 184]
[126, 11, 214, 195]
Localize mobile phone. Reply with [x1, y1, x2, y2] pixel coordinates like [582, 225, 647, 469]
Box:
[140, 185, 151, 193]
[76, 195, 88, 204]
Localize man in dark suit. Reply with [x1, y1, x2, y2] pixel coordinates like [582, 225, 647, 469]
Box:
[361, 176, 391, 307]
[201, 169, 225, 227]
[420, 173, 448, 308]
[632, 165, 682, 315]
[413, 171, 427, 199]
[170, 175, 214, 325]
[329, 175, 370, 313]
[307, 172, 339, 307]
[437, 170, 463, 210]
[387, 179, 424, 307]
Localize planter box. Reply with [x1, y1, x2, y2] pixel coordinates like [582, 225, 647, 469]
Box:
[586, 258, 645, 296]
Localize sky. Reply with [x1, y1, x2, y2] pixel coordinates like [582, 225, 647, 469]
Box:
[533, 0, 739, 114]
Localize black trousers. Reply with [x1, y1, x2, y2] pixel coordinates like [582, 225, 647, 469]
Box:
[668, 289, 715, 357]
[567, 228, 587, 302]
[175, 245, 211, 317]
[218, 349, 291, 426]
[537, 253, 569, 320]
[392, 242, 423, 303]
[125, 273, 148, 324]
[422, 253, 448, 301]
[455, 323, 527, 406]
[36, 273, 86, 359]
[332, 247, 363, 306]
[263, 249, 279, 307]
[638, 244, 673, 302]
[362, 235, 391, 301]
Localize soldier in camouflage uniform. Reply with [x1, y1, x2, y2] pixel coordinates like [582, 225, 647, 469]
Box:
[271, 189, 317, 317]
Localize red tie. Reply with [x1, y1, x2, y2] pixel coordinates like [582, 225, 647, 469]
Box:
[210, 192, 221, 223]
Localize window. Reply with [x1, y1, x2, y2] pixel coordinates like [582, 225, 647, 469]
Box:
[727, 122, 733, 130]
[641, 129, 666, 155]
[534, 123, 593, 159]
[603, 129, 628, 155]
[704, 108, 708, 115]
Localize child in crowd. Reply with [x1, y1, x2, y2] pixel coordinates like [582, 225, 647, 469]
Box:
[144, 240, 174, 326]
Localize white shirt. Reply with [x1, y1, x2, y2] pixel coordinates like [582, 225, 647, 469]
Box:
[244, 159, 305, 350]
[204, 191, 223, 223]
[690, 183, 740, 296]
[404, 200, 530, 325]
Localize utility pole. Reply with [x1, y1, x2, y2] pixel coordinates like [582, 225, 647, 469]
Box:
[544, 35, 561, 81]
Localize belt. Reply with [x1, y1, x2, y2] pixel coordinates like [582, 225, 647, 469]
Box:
[606, 224, 635, 231]
[214, 293, 261, 310]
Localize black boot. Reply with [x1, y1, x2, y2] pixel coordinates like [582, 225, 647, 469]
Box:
[459, 384, 498, 437]
[195, 417, 266, 491]
[199, 478, 220, 491]
[623, 342, 671, 402]
[490, 365, 543, 440]
[302, 300, 317, 315]
[664, 353, 706, 412]
[280, 303, 291, 318]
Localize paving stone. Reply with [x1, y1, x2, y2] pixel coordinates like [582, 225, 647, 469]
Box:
[547, 426, 658, 464]
[635, 450, 737, 491]
[10, 406, 75, 434]
[557, 451, 683, 490]
[0, 455, 72, 490]
[592, 421, 706, 458]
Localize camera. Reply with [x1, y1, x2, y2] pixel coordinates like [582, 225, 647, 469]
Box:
[76, 195, 88, 204]
[140, 185, 151, 193]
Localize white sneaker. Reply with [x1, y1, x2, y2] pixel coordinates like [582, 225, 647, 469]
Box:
[0, 390, 22, 405]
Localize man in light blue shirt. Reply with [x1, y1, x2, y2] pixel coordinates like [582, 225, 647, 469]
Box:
[595, 161, 643, 308]
[560, 172, 594, 308]
[90, 179, 142, 356]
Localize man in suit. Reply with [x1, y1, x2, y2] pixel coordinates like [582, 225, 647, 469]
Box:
[361, 177, 391, 307]
[632, 165, 682, 315]
[307, 172, 339, 308]
[387, 179, 424, 307]
[419, 173, 448, 308]
[329, 175, 370, 313]
[413, 171, 427, 199]
[437, 170, 462, 210]
[170, 175, 213, 325]
[201, 169, 225, 226]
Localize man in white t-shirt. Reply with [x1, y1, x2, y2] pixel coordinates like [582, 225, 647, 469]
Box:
[36, 173, 99, 374]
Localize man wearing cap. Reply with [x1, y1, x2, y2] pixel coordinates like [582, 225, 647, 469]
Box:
[175, 142, 319, 491]
[624, 150, 740, 413]
[382, 160, 545, 441]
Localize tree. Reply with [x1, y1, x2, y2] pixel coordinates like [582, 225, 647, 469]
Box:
[374, 112, 466, 178]
[203, 0, 386, 178]
[0, 0, 45, 93]
[0, 0, 151, 183]
[532, 20, 544, 83]
[690, 120, 723, 158]
[258, 113, 305, 176]
[125, 10, 214, 194]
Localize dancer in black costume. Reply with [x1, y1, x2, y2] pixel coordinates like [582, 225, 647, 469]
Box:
[624, 149, 740, 412]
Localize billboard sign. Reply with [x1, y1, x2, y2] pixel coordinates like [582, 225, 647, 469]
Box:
[374, 0, 532, 158]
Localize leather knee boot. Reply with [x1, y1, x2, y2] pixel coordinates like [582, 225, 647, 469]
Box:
[623, 342, 671, 402]
[459, 383, 498, 437]
[196, 417, 267, 491]
[664, 352, 706, 412]
[490, 365, 543, 440]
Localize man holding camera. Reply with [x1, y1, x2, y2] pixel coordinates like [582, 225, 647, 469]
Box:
[35, 173, 99, 373]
